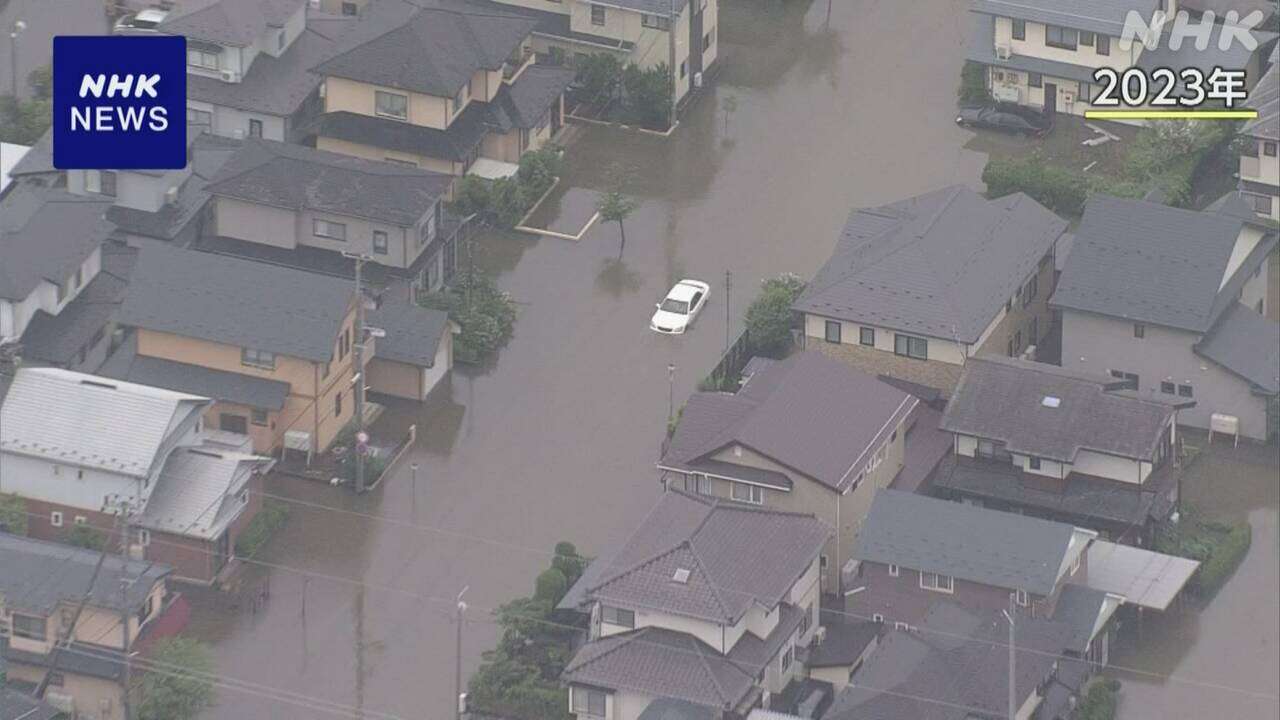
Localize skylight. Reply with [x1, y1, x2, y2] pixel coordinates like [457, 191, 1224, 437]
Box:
[672, 568, 691, 584]
[1041, 396, 1061, 408]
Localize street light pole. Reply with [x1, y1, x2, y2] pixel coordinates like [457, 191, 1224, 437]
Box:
[454, 586, 468, 720]
[1003, 596, 1016, 720]
[410, 462, 419, 519]
[667, 363, 675, 422]
[344, 252, 372, 494]
[10, 20, 27, 98]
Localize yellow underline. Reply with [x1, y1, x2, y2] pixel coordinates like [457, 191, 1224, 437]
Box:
[1084, 110, 1258, 120]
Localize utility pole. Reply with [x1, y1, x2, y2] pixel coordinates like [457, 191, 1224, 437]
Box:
[410, 462, 419, 521]
[9, 20, 26, 98]
[120, 577, 134, 720]
[1003, 595, 1016, 720]
[667, 363, 675, 422]
[667, 0, 677, 129]
[454, 586, 468, 720]
[344, 252, 371, 493]
[724, 270, 732, 353]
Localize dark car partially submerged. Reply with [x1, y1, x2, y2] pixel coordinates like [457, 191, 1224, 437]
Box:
[956, 103, 1053, 137]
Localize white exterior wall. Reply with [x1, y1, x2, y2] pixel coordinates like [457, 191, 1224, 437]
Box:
[69, 167, 190, 213]
[0, 453, 144, 510]
[803, 314, 968, 364]
[992, 17, 1142, 72]
[1240, 138, 1280, 189]
[421, 329, 453, 397]
[0, 247, 101, 340]
[1223, 226, 1267, 290]
[957, 433, 1151, 483]
[187, 98, 287, 141]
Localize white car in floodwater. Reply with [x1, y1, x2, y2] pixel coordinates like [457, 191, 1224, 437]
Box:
[650, 279, 710, 334]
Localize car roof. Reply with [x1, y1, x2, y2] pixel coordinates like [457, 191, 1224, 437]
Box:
[669, 281, 704, 301]
[136, 8, 168, 21]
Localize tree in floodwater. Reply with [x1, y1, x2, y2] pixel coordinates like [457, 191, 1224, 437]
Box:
[596, 163, 639, 258]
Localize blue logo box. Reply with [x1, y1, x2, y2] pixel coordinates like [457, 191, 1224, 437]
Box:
[53, 35, 187, 170]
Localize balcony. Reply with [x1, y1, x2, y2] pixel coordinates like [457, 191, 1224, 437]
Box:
[503, 48, 536, 82]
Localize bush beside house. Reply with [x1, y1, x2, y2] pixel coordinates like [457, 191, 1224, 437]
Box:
[418, 268, 517, 365]
[1075, 677, 1121, 720]
[137, 637, 217, 720]
[452, 147, 562, 229]
[233, 501, 289, 560]
[1156, 509, 1252, 597]
[0, 493, 27, 535]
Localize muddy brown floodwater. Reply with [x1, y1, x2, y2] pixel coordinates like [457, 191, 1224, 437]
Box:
[168, 1, 1278, 719]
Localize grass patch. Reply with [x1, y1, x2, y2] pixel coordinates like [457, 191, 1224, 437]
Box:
[234, 500, 289, 560]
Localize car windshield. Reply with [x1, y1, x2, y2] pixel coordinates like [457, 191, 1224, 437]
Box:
[660, 298, 689, 314]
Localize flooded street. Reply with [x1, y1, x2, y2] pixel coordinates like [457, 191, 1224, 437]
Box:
[190, 1, 992, 717]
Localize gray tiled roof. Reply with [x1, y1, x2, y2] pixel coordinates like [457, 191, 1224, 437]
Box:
[661, 352, 917, 492]
[967, 13, 1096, 84]
[0, 533, 170, 615]
[794, 186, 1065, 342]
[185, 26, 338, 118]
[5, 129, 56, 180]
[207, 139, 451, 226]
[140, 446, 273, 540]
[160, 0, 305, 46]
[312, 7, 535, 97]
[0, 186, 113, 301]
[1051, 195, 1253, 332]
[636, 699, 715, 720]
[826, 602, 1079, 720]
[971, 0, 1160, 35]
[119, 245, 352, 362]
[0, 687, 63, 720]
[595, 0, 690, 15]
[491, 65, 576, 129]
[803, 614, 879, 669]
[315, 107, 489, 162]
[1051, 583, 1111, 654]
[587, 489, 829, 624]
[1243, 61, 1279, 140]
[1194, 302, 1280, 394]
[19, 243, 136, 365]
[100, 334, 291, 411]
[854, 490, 1078, 596]
[562, 627, 755, 711]
[941, 356, 1177, 462]
[368, 296, 450, 367]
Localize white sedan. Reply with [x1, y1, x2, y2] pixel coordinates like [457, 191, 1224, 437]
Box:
[650, 279, 710, 334]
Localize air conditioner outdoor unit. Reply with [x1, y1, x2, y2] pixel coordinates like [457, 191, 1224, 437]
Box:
[992, 84, 1022, 103]
[995, 44, 1012, 60]
[219, 69, 239, 83]
[693, 71, 704, 88]
[1062, 91, 1076, 105]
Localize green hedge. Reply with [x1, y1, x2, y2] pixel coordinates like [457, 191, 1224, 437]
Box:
[234, 501, 289, 560]
[0, 493, 27, 535]
[1196, 522, 1252, 596]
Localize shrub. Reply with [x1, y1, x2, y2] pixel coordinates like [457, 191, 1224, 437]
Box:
[517, 146, 562, 201]
[534, 567, 569, 605]
[418, 268, 517, 364]
[983, 155, 1090, 216]
[339, 451, 388, 486]
[67, 524, 105, 550]
[452, 175, 492, 218]
[138, 637, 217, 720]
[574, 53, 623, 104]
[234, 501, 289, 559]
[744, 273, 806, 359]
[490, 177, 529, 228]
[1076, 677, 1121, 720]
[0, 493, 27, 535]
[958, 60, 991, 106]
[620, 63, 673, 130]
[1196, 521, 1251, 595]
[552, 542, 585, 586]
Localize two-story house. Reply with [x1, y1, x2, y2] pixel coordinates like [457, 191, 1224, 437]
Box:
[793, 185, 1066, 394]
[1240, 43, 1278, 222]
[309, 5, 575, 176]
[108, 245, 365, 456]
[0, 533, 172, 720]
[932, 356, 1189, 545]
[0, 185, 115, 370]
[158, 0, 328, 142]
[198, 139, 456, 293]
[478, 0, 720, 114]
[0, 367, 275, 583]
[560, 488, 830, 719]
[968, 0, 1269, 118]
[659, 351, 920, 593]
[1052, 194, 1279, 441]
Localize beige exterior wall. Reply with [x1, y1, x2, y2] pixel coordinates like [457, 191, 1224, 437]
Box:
[134, 317, 361, 453]
[992, 17, 1143, 72]
[214, 197, 297, 249]
[1239, 138, 1280, 188]
[324, 77, 452, 130]
[5, 662, 124, 720]
[205, 400, 277, 453]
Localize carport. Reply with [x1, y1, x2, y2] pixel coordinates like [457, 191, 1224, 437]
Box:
[1083, 540, 1201, 611]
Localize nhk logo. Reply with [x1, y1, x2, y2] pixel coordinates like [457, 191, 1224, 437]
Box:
[53, 36, 186, 170]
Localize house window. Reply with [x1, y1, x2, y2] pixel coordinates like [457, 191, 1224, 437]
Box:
[1012, 18, 1025, 40]
[1096, 34, 1110, 55]
[335, 392, 343, 418]
[824, 320, 842, 343]
[313, 219, 347, 241]
[251, 408, 269, 426]
[601, 605, 635, 628]
[1022, 275, 1037, 305]
[1133, 323, 1145, 339]
[572, 687, 607, 717]
[872, 613, 884, 623]
[50, 511, 64, 528]
[590, 4, 606, 25]
[1264, 141, 1277, 157]
[187, 48, 219, 70]
[641, 13, 670, 30]
[341, 1, 357, 15]
[731, 482, 764, 505]
[1028, 456, 1041, 470]
[248, 119, 263, 138]
[684, 474, 711, 495]
[680, 60, 687, 78]
[1161, 381, 1176, 394]
[1079, 31, 1095, 46]
[703, 30, 713, 52]
[421, 211, 437, 247]
[241, 347, 276, 369]
[860, 327, 875, 346]
[780, 645, 794, 672]
[888, 563, 899, 577]
[1045, 25, 1078, 50]
[1178, 384, 1193, 398]
[799, 604, 813, 636]
[1029, 72, 1042, 88]
[373, 230, 388, 255]
[187, 108, 213, 132]
[893, 334, 928, 360]
[12, 614, 46, 641]
[85, 169, 115, 197]
[919, 571, 954, 593]
[1244, 192, 1273, 216]
[277, 30, 286, 50]
[74, 516, 87, 525]
[374, 90, 408, 120]
[137, 529, 151, 546]
[1015, 589, 1029, 606]
[454, 85, 468, 114]
[1109, 369, 1139, 389]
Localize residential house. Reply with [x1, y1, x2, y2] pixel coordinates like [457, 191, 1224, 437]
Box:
[932, 356, 1188, 545]
[967, 0, 1270, 118]
[158, 0, 324, 142]
[793, 186, 1066, 394]
[1206, 189, 1279, 322]
[0, 367, 275, 583]
[109, 245, 366, 456]
[309, 5, 575, 177]
[658, 351, 920, 593]
[1052, 194, 1279, 441]
[198, 139, 456, 294]
[477, 0, 720, 112]
[0, 186, 114, 369]
[0, 533, 172, 720]
[823, 601, 1090, 720]
[560, 488, 830, 720]
[1240, 43, 1279, 222]
[365, 292, 455, 401]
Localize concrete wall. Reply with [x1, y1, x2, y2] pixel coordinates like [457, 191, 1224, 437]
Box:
[1060, 309, 1270, 440]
